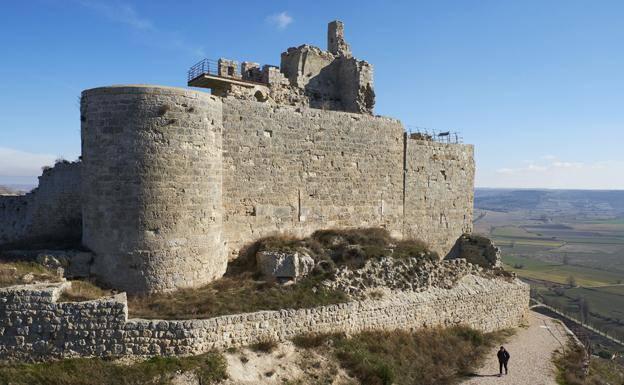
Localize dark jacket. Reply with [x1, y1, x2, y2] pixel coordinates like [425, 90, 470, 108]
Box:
[497, 350, 510, 362]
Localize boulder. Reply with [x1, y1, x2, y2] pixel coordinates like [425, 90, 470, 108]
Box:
[446, 234, 502, 269]
[256, 250, 315, 281]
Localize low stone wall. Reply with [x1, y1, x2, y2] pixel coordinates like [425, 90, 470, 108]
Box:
[0, 275, 529, 361]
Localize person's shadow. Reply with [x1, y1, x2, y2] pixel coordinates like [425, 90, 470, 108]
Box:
[465, 373, 501, 378]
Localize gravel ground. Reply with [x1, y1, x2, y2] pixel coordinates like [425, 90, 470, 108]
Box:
[462, 311, 571, 385]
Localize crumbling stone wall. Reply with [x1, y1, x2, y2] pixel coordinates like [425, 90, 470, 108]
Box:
[0, 161, 81, 247]
[215, 21, 375, 114]
[404, 139, 475, 257]
[0, 275, 529, 361]
[80, 85, 226, 294]
[221, 98, 405, 257]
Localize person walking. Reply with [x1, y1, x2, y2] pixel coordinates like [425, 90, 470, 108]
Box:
[497, 346, 510, 376]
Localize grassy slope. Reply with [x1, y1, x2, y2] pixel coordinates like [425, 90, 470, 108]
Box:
[293, 326, 513, 385]
[0, 353, 227, 385]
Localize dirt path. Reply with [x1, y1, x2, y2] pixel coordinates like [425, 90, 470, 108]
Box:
[462, 311, 572, 385]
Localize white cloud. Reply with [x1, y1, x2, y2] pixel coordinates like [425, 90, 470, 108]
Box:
[76, 0, 205, 57]
[266, 11, 293, 30]
[0, 148, 56, 177]
[480, 157, 624, 189]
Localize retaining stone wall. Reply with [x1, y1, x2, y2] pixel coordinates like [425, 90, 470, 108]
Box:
[0, 275, 529, 361]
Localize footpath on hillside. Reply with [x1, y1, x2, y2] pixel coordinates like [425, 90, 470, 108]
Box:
[462, 311, 572, 385]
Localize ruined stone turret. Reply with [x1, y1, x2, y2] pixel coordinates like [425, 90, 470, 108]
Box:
[188, 20, 375, 114]
[328, 20, 351, 57]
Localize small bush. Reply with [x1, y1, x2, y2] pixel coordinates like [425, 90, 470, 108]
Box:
[158, 104, 170, 116]
[292, 333, 344, 349]
[312, 228, 392, 249]
[393, 239, 434, 259]
[554, 343, 590, 385]
[250, 337, 278, 353]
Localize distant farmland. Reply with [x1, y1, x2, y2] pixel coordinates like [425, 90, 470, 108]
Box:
[475, 188, 624, 351]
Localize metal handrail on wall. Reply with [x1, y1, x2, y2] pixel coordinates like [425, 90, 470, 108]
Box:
[405, 125, 463, 144]
[187, 59, 220, 81]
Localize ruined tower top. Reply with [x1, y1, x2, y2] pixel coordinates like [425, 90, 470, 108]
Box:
[327, 20, 351, 57]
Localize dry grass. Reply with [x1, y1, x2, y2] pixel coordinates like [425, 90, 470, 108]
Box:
[128, 227, 433, 320]
[250, 337, 279, 353]
[553, 342, 617, 385]
[0, 262, 61, 288]
[290, 326, 512, 385]
[0, 351, 227, 385]
[127, 273, 348, 320]
[232, 228, 436, 274]
[59, 280, 112, 302]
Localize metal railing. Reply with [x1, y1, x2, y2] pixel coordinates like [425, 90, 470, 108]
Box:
[405, 125, 463, 144]
[187, 59, 220, 81]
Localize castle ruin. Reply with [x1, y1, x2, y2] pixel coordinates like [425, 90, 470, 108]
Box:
[0, 21, 475, 294]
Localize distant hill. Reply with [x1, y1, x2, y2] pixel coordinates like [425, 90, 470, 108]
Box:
[0, 185, 27, 196]
[475, 188, 624, 220]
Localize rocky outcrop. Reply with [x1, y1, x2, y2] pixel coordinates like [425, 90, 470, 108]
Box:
[446, 234, 503, 269]
[256, 250, 315, 281]
[325, 257, 486, 295]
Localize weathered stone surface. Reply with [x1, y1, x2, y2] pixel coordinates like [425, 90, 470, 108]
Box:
[256, 250, 315, 280]
[0, 276, 529, 362]
[214, 21, 374, 114]
[446, 234, 503, 269]
[35, 250, 93, 278]
[0, 161, 81, 246]
[327, 257, 485, 295]
[81, 85, 226, 294]
[404, 139, 475, 257]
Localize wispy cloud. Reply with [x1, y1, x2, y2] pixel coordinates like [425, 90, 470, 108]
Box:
[0, 147, 57, 177]
[480, 155, 624, 189]
[77, 0, 153, 30]
[76, 0, 205, 57]
[266, 11, 293, 30]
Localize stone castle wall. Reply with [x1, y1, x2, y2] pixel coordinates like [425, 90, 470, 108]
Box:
[221, 99, 405, 257]
[0, 161, 81, 247]
[404, 139, 475, 256]
[1, 85, 475, 293]
[220, 99, 475, 258]
[80, 86, 226, 293]
[0, 275, 529, 361]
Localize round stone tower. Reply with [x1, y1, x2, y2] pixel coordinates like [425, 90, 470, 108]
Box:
[80, 85, 225, 293]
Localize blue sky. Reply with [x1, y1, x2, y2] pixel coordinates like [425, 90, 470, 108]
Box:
[1, 0, 623, 189]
